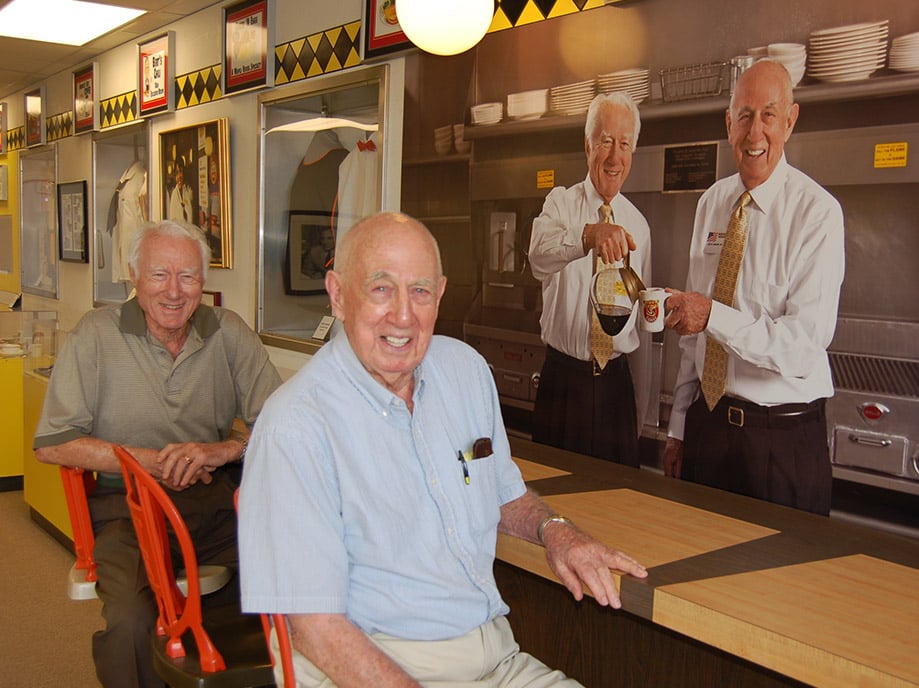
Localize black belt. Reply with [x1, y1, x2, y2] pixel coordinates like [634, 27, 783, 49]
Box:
[713, 396, 825, 429]
[545, 346, 626, 377]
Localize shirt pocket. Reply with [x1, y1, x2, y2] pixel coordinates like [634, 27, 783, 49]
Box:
[744, 275, 788, 320]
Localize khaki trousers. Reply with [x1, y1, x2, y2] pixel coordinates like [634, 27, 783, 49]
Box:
[274, 616, 584, 688]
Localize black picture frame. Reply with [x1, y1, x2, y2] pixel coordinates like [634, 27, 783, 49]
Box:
[73, 63, 98, 134]
[223, 0, 272, 95]
[58, 181, 89, 263]
[285, 211, 334, 295]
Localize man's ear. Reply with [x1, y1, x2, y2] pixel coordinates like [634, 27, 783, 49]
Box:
[326, 270, 345, 320]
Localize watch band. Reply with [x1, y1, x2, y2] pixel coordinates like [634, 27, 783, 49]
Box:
[536, 514, 574, 544]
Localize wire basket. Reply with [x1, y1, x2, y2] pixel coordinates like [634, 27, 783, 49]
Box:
[659, 62, 727, 102]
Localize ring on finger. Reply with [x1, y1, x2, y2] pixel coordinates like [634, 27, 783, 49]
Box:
[185, 456, 192, 465]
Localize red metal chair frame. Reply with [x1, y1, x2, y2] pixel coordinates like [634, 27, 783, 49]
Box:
[60, 466, 98, 588]
[115, 444, 227, 671]
[233, 487, 296, 687]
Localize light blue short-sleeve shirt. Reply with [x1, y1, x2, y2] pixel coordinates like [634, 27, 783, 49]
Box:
[238, 334, 526, 640]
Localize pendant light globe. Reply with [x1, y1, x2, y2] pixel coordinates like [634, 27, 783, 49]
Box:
[397, 0, 494, 56]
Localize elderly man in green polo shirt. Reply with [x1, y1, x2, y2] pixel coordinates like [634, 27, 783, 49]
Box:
[34, 219, 281, 688]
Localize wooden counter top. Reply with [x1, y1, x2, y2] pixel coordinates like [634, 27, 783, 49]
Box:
[500, 438, 919, 688]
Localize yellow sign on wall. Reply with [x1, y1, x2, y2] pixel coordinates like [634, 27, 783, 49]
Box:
[537, 169, 555, 189]
[874, 142, 908, 168]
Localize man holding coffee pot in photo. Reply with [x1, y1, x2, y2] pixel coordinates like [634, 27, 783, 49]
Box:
[528, 92, 652, 467]
[662, 60, 845, 515]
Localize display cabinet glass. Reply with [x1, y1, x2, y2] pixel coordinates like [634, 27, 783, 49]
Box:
[257, 65, 389, 354]
[92, 122, 148, 305]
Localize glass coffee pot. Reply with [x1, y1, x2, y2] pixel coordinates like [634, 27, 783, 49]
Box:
[589, 258, 635, 336]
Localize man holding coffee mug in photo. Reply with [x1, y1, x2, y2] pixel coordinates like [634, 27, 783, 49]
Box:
[661, 60, 845, 515]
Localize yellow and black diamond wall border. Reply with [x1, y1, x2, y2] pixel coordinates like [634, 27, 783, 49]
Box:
[275, 21, 361, 85]
[176, 65, 222, 110]
[101, 92, 139, 129]
[47, 111, 73, 142]
[7, 126, 24, 151]
[489, 0, 607, 31]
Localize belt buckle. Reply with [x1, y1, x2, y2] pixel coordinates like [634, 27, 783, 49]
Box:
[728, 406, 744, 427]
[592, 359, 602, 377]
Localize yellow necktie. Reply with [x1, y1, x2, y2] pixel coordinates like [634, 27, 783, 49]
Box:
[701, 191, 752, 410]
[590, 204, 615, 370]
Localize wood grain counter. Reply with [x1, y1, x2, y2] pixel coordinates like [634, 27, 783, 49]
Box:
[498, 438, 919, 688]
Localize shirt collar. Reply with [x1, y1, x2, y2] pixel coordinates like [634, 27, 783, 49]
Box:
[739, 154, 788, 215]
[118, 297, 220, 339]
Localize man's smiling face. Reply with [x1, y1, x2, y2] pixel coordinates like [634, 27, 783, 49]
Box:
[585, 102, 635, 203]
[726, 60, 799, 190]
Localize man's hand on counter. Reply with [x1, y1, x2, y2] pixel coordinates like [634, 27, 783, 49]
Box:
[541, 519, 648, 608]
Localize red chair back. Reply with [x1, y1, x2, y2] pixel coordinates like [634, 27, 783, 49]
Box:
[234, 487, 296, 686]
[114, 445, 226, 672]
[60, 466, 98, 583]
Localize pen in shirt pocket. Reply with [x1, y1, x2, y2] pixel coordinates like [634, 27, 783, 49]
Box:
[457, 437, 493, 485]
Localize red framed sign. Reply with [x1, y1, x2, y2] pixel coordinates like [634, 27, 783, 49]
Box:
[73, 63, 98, 134]
[361, 0, 412, 60]
[138, 32, 174, 116]
[223, 0, 272, 95]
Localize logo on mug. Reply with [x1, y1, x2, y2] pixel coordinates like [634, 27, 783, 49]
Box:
[643, 301, 659, 322]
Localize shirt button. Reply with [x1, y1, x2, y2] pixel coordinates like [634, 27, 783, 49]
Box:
[447, 527, 456, 536]
[381, 410, 388, 417]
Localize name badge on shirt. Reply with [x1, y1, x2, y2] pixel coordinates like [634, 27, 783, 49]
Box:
[704, 231, 726, 254]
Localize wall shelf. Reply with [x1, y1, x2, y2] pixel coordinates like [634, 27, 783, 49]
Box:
[464, 72, 919, 140]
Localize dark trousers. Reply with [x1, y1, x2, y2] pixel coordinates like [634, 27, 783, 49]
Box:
[88, 470, 241, 688]
[681, 395, 832, 515]
[532, 346, 639, 467]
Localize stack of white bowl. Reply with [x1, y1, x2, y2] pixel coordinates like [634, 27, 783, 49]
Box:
[453, 124, 471, 154]
[889, 31, 919, 72]
[434, 124, 453, 155]
[471, 102, 504, 125]
[506, 89, 548, 121]
[767, 43, 807, 86]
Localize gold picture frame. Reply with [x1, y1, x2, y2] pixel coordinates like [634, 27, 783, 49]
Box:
[159, 118, 232, 268]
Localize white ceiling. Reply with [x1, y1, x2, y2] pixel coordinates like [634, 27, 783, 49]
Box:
[0, 0, 220, 100]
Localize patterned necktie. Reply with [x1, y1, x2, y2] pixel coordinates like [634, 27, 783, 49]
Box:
[590, 204, 615, 370]
[701, 191, 752, 410]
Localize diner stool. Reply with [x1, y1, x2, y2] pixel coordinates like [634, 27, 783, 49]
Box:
[114, 445, 275, 688]
[60, 466, 233, 601]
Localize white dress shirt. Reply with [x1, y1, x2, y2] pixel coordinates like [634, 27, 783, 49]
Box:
[668, 156, 845, 440]
[529, 175, 652, 361]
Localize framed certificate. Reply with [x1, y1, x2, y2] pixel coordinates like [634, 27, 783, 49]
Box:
[73, 63, 98, 134]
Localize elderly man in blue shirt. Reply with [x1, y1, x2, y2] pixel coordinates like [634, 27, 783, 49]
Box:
[238, 211, 647, 687]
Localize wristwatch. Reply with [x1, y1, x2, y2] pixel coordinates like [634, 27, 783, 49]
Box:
[537, 514, 574, 545]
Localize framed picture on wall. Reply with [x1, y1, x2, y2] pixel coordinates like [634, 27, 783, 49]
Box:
[223, 0, 273, 95]
[24, 86, 46, 147]
[57, 181, 89, 263]
[159, 118, 233, 268]
[361, 0, 412, 60]
[138, 32, 174, 115]
[73, 63, 98, 134]
[285, 211, 334, 295]
[201, 290, 222, 307]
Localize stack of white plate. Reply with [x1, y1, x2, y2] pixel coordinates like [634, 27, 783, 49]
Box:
[807, 20, 889, 83]
[549, 79, 597, 116]
[506, 89, 548, 121]
[767, 44, 806, 86]
[889, 31, 919, 72]
[597, 68, 650, 104]
[434, 124, 453, 155]
[471, 102, 503, 125]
